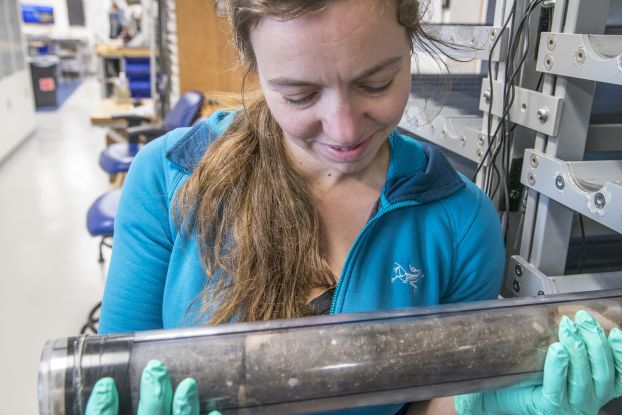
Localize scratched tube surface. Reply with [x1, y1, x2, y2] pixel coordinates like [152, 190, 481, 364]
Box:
[39, 290, 622, 415]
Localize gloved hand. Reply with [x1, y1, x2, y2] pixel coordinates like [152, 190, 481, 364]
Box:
[85, 360, 222, 415]
[455, 310, 622, 415]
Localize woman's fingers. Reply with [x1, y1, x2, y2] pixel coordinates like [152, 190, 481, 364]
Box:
[559, 315, 597, 412]
[172, 378, 200, 415]
[137, 360, 174, 415]
[540, 342, 569, 411]
[85, 377, 119, 415]
[610, 327, 622, 395]
[574, 310, 616, 405]
[86, 362, 202, 415]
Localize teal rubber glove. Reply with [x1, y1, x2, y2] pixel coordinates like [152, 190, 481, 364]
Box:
[455, 310, 622, 415]
[85, 360, 221, 415]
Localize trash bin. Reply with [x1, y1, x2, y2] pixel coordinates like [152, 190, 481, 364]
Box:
[29, 56, 59, 108]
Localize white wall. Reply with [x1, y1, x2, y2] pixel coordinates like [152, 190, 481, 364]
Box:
[445, 0, 491, 24]
[84, 0, 112, 43]
[19, 0, 71, 36]
[423, 0, 490, 24]
[0, 0, 36, 163]
[18, 0, 108, 42]
[0, 70, 36, 163]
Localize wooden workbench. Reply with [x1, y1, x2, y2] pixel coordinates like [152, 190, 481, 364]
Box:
[91, 88, 245, 125]
[90, 98, 155, 128]
[95, 44, 153, 58]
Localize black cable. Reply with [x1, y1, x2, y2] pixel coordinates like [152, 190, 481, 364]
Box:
[578, 215, 586, 274]
[471, 0, 546, 246]
[493, 0, 542, 203]
[503, 1, 545, 243]
[535, 72, 545, 91]
[475, 0, 545, 188]
[80, 301, 101, 335]
[472, 1, 517, 183]
[475, 0, 544, 184]
[485, 0, 532, 192]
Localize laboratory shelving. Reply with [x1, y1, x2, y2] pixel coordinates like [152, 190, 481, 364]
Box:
[400, 0, 622, 302]
[521, 149, 622, 234]
[536, 33, 622, 86]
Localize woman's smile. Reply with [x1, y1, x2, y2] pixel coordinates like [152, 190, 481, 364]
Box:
[318, 135, 374, 162]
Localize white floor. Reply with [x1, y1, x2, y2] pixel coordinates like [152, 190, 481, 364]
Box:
[0, 78, 110, 414]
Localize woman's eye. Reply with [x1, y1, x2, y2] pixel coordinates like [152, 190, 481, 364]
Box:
[283, 93, 316, 107]
[361, 79, 394, 93]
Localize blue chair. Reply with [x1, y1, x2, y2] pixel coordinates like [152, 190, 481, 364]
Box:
[101, 90, 205, 176]
[86, 92, 204, 263]
[82, 93, 204, 334]
[99, 141, 143, 175]
[87, 92, 203, 262]
[86, 189, 121, 263]
[82, 189, 121, 334]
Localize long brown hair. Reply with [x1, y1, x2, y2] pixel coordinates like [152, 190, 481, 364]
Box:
[175, 0, 437, 324]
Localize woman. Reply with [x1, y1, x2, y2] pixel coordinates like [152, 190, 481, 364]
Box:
[87, 0, 622, 414]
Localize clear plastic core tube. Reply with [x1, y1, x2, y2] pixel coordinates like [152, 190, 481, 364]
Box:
[38, 289, 622, 414]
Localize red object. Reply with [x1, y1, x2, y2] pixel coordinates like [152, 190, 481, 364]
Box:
[39, 77, 56, 92]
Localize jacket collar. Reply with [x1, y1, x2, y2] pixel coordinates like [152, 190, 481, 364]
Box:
[166, 110, 465, 206]
[165, 110, 234, 172]
[383, 130, 465, 206]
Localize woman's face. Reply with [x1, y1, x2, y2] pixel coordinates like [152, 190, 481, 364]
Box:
[250, 0, 412, 177]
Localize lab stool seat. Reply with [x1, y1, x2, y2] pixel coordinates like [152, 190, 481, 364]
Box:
[86, 189, 121, 263]
[99, 142, 143, 174]
[98, 91, 204, 183]
[83, 189, 121, 335]
[99, 142, 143, 186]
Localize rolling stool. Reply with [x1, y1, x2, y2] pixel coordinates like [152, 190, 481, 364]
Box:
[98, 141, 143, 186]
[86, 189, 120, 264]
[83, 189, 121, 334]
[82, 92, 204, 333]
[101, 90, 205, 183]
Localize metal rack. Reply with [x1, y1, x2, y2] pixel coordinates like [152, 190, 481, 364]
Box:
[513, 0, 622, 297]
[399, 74, 486, 163]
[537, 33, 622, 85]
[400, 0, 622, 300]
[401, 3, 622, 410]
[521, 149, 622, 234]
[428, 24, 509, 61]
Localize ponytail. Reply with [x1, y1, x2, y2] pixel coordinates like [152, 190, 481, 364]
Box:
[175, 93, 335, 324]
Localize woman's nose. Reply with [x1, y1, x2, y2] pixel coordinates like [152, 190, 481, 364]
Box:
[321, 96, 365, 146]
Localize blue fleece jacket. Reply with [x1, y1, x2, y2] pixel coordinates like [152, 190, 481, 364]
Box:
[99, 109, 505, 414]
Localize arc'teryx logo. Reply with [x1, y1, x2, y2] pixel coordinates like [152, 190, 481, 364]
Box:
[391, 263, 424, 294]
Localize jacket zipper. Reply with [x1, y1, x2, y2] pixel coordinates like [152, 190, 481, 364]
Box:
[171, 162, 192, 175]
[170, 157, 422, 315]
[329, 201, 420, 315]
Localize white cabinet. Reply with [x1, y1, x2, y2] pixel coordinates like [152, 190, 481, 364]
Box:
[0, 0, 36, 163]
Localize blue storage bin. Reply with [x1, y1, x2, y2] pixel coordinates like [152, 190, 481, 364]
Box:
[125, 63, 151, 76]
[124, 57, 151, 98]
[129, 80, 151, 98]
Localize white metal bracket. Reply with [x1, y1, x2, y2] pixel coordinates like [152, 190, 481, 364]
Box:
[399, 111, 485, 163]
[537, 32, 622, 86]
[507, 255, 622, 297]
[521, 149, 622, 234]
[506, 255, 553, 296]
[479, 79, 564, 136]
[428, 25, 508, 62]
